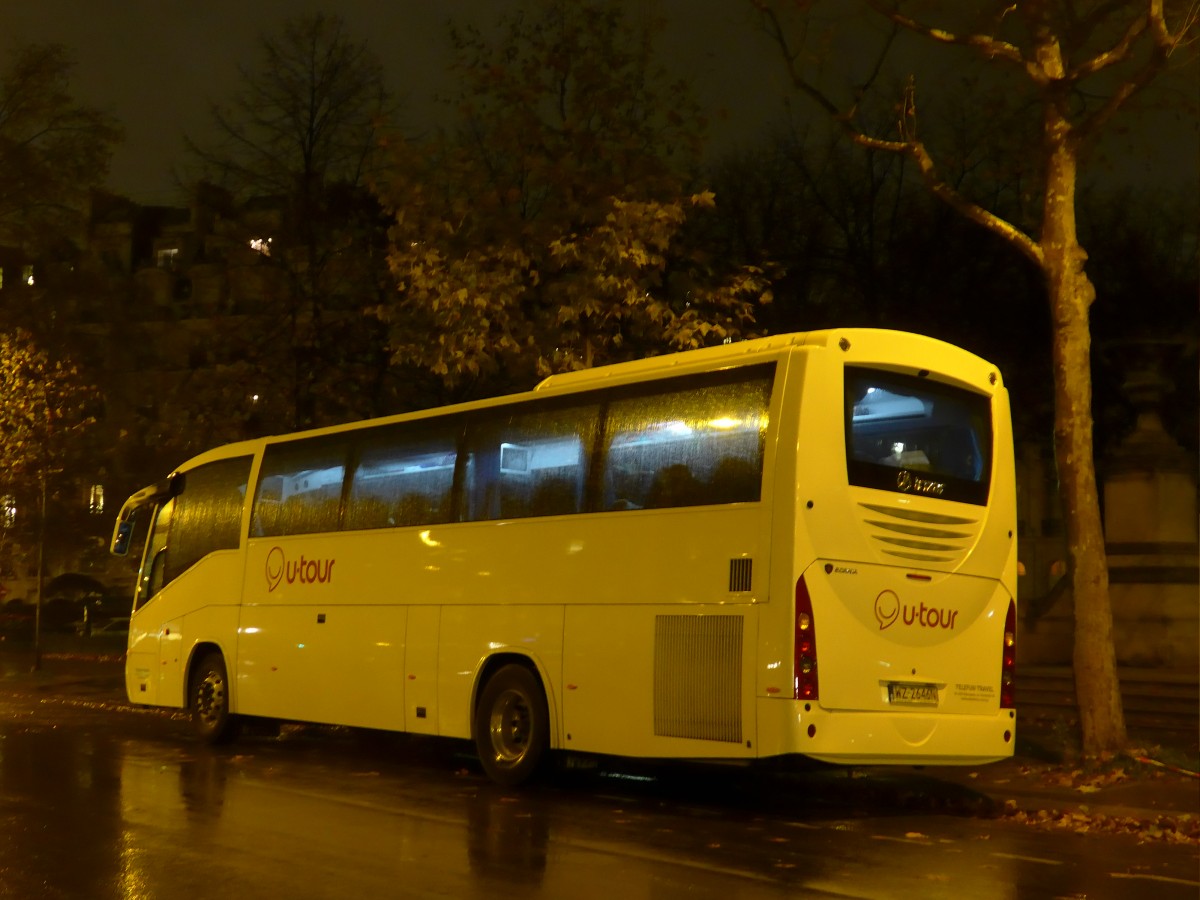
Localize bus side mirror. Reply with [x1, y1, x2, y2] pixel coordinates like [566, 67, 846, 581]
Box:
[111, 519, 133, 557]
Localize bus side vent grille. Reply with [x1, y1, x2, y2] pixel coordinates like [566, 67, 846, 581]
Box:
[653, 615, 743, 744]
[729, 558, 753, 592]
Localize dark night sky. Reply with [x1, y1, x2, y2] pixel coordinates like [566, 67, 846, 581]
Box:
[1, 1, 1195, 205]
[0, 0, 789, 204]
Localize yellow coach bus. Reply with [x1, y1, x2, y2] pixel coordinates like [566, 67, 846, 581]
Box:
[110, 329, 1018, 785]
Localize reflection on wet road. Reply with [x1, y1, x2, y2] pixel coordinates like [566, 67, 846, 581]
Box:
[0, 688, 1196, 899]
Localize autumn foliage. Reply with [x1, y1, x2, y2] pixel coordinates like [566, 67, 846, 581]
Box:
[0, 329, 96, 484]
[373, 0, 772, 395]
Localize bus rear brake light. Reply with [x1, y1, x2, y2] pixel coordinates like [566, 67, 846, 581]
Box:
[794, 576, 819, 701]
[1000, 598, 1016, 708]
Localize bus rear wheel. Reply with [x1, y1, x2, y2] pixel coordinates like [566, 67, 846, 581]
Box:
[189, 652, 239, 744]
[474, 664, 549, 786]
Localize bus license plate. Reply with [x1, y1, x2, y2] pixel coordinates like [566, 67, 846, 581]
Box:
[888, 683, 939, 706]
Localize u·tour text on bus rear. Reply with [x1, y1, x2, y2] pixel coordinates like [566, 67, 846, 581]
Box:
[875, 590, 960, 631]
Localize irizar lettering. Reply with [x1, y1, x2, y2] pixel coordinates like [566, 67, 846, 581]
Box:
[896, 469, 945, 496]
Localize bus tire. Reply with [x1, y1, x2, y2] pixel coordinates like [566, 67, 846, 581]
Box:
[474, 663, 549, 786]
[189, 652, 239, 744]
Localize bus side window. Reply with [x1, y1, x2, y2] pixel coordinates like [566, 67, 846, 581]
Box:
[345, 421, 459, 530]
[159, 456, 252, 589]
[252, 439, 348, 537]
[464, 403, 598, 522]
[603, 374, 771, 510]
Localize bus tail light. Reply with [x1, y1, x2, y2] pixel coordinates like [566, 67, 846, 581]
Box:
[1000, 598, 1016, 708]
[794, 576, 819, 701]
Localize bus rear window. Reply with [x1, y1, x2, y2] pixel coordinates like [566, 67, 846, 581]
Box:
[844, 367, 992, 505]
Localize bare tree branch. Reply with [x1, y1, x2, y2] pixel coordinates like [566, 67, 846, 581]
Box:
[852, 129, 1044, 266]
[864, 0, 1045, 83]
[1073, 0, 1195, 142]
[756, 2, 1043, 266]
[1067, 11, 1150, 80]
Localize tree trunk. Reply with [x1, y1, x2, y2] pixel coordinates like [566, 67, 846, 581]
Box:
[1041, 116, 1128, 756]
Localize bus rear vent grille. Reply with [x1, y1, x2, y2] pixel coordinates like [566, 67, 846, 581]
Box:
[653, 615, 743, 744]
[857, 502, 979, 565]
[729, 558, 753, 592]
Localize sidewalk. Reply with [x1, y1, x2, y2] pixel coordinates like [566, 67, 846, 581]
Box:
[857, 708, 1199, 843]
[0, 647, 126, 678]
[2, 649, 1197, 840]
[924, 752, 1199, 841]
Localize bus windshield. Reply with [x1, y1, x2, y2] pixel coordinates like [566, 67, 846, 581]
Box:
[844, 367, 993, 505]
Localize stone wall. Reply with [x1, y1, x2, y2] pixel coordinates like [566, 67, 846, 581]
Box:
[1018, 341, 1199, 671]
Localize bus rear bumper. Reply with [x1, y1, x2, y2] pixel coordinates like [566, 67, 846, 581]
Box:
[755, 697, 1017, 767]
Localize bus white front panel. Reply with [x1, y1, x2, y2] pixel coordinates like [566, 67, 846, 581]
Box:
[126, 550, 245, 708]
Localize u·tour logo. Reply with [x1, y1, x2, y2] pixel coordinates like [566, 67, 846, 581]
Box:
[265, 546, 335, 593]
[874, 589, 959, 631]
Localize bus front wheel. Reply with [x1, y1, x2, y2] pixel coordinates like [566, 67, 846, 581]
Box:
[189, 652, 239, 744]
[474, 664, 549, 786]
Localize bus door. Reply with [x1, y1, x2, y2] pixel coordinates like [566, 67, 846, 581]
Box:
[125, 497, 175, 705]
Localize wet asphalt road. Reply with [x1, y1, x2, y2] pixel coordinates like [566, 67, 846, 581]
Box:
[1, 669, 1197, 899]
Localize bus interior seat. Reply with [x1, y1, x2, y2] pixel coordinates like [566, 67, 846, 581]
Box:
[393, 493, 435, 527]
[707, 456, 760, 504]
[529, 477, 578, 517]
[646, 464, 704, 508]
